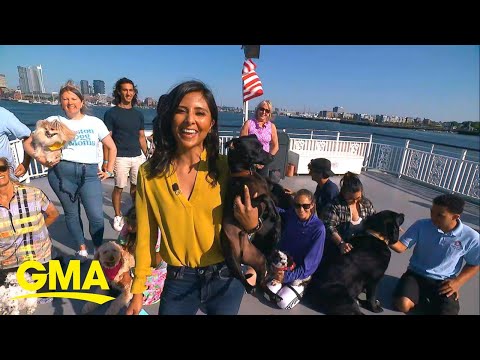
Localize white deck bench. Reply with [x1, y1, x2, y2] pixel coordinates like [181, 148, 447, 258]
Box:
[288, 150, 365, 175]
[287, 138, 368, 175]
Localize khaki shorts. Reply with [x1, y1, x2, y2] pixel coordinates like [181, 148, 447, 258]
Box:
[113, 155, 145, 188]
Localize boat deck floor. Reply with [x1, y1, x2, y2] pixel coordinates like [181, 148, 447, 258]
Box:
[26, 169, 479, 315]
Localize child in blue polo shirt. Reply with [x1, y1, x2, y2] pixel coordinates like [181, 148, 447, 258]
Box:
[390, 194, 479, 315]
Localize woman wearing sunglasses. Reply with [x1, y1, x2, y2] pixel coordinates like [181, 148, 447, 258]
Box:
[239, 100, 279, 177]
[264, 189, 325, 310]
[0, 157, 59, 293]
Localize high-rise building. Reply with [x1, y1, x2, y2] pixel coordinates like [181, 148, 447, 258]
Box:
[17, 66, 29, 94]
[0, 74, 7, 89]
[333, 106, 344, 113]
[93, 80, 105, 95]
[0, 74, 6, 96]
[17, 65, 46, 94]
[80, 80, 90, 95]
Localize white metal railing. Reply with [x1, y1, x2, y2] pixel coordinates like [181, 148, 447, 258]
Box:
[364, 141, 479, 200]
[8, 139, 49, 183]
[9, 130, 479, 201]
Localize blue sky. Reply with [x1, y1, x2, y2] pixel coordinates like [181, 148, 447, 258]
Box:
[0, 45, 478, 122]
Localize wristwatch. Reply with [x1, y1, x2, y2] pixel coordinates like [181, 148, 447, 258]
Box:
[106, 171, 114, 178]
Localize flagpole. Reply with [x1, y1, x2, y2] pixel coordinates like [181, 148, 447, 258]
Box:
[243, 100, 249, 124]
[241, 45, 261, 125]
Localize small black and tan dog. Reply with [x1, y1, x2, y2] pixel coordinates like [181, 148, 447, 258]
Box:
[309, 210, 404, 315]
[220, 135, 283, 300]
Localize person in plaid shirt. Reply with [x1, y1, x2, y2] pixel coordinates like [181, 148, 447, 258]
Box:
[320, 172, 376, 257]
[0, 157, 59, 283]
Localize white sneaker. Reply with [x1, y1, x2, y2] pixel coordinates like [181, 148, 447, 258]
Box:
[75, 249, 89, 263]
[113, 216, 124, 232]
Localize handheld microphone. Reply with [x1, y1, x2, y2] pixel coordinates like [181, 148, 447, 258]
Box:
[172, 183, 181, 195]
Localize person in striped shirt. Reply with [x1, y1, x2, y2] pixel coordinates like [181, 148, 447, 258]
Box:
[0, 157, 59, 284]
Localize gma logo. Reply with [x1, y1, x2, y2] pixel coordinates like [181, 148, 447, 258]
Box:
[12, 260, 115, 304]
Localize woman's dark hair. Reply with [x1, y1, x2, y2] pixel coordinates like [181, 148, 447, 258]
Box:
[151, 94, 169, 132]
[59, 80, 87, 114]
[123, 206, 137, 254]
[433, 194, 465, 215]
[340, 172, 363, 195]
[148, 80, 220, 186]
[112, 77, 138, 106]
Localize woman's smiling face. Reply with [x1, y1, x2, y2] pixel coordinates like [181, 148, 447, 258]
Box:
[172, 91, 214, 153]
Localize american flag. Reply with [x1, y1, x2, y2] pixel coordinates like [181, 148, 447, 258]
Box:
[242, 59, 263, 102]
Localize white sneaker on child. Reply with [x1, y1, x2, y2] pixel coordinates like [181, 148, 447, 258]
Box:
[75, 249, 89, 263]
[113, 216, 124, 232]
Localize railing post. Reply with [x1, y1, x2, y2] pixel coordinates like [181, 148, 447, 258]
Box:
[363, 134, 373, 171]
[398, 139, 410, 178]
[310, 130, 314, 140]
[430, 144, 435, 153]
[451, 150, 467, 194]
[335, 131, 340, 153]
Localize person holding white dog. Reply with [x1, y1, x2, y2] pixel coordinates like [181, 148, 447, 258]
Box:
[24, 81, 117, 262]
[0, 157, 59, 304]
[265, 189, 326, 309]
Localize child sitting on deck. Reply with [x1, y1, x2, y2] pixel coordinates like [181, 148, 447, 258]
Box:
[117, 207, 167, 306]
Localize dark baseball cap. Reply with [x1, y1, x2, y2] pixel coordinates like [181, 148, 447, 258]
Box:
[308, 158, 334, 177]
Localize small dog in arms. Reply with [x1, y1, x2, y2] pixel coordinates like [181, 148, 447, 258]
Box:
[32, 119, 76, 163]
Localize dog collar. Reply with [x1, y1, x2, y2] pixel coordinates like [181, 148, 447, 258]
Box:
[275, 262, 296, 271]
[48, 142, 65, 151]
[366, 230, 388, 244]
[230, 170, 253, 177]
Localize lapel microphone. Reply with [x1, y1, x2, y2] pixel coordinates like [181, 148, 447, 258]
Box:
[172, 183, 181, 195]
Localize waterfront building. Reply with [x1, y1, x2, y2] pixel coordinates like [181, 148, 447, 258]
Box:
[93, 80, 105, 95]
[80, 80, 90, 95]
[16, 65, 46, 94]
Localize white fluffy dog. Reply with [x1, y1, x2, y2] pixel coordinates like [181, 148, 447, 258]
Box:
[81, 241, 135, 315]
[0, 272, 38, 315]
[32, 119, 76, 163]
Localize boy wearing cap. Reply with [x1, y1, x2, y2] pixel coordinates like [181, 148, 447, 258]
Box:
[308, 158, 339, 217]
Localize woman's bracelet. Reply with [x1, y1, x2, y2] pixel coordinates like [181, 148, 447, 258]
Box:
[246, 217, 263, 235]
[103, 160, 109, 164]
[337, 240, 345, 248]
[105, 171, 114, 178]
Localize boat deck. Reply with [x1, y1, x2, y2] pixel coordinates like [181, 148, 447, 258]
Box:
[28, 170, 479, 315]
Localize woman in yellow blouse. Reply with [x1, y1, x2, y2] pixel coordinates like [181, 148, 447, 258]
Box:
[126, 80, 259, 315]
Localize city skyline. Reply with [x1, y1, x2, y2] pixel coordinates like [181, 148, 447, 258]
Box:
[0, 45, 478, 122]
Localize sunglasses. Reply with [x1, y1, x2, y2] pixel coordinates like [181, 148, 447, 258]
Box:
[0, 165, 9, 172]
[294, 203, 312, 210]
[258, 107, 270, 114]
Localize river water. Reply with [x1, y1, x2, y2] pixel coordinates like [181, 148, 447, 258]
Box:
[2, 100, 478, 161]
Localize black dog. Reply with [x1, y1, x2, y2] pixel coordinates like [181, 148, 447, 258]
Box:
[220, 135, 282, 300]
[309, 210, 405, 315]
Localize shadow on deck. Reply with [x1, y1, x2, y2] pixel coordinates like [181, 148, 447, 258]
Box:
[29, 169, 479, 315]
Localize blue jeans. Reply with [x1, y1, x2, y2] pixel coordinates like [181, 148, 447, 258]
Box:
[158, 262, 245, 315]
[48, 161, 104, 249]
